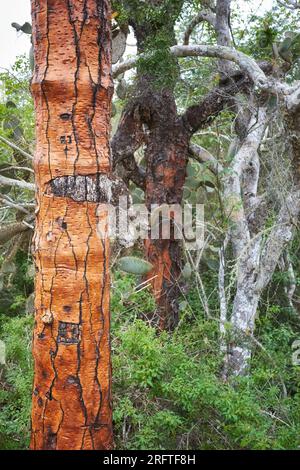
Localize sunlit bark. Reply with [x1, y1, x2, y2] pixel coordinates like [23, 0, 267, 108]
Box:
[30, 0, 114, 450]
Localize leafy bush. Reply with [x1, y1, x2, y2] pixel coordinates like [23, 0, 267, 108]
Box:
[0, 272, 299, 450]
[0, 315, 33, 449]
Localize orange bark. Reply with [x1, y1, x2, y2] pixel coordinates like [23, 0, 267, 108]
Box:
[144, 239, 176, 331]
[30, 0, 114, 450]
[144, 135, 187, 332]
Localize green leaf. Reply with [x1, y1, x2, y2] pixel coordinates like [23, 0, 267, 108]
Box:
[118, 256, 153, 275]
[11, 22, 22, 32]
[20, 22, 32, 35]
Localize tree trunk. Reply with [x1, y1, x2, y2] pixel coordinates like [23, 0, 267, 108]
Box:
[112, 81, 189, 331]
[224, 240, 261, 377]
[143, 88, 189, 331]
[112, 0, 187, 331]
[30, 0, 114, 450]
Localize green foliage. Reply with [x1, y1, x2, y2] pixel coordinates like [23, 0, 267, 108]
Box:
[110, 271, 156, 327]
[0, 315, 33, 449]
[0, 251, 34, 318]
[278, 32, 300, 64]
[113, 0, 183, 28]
[113, 0, 184, 89]
[0, 55, 34, 149]
[118, 256, 153, 275]
[0, 271, 300, 450]
[137, 31, 179, 90]
[112, 282, 300, 449]
[235, 4, 300, 77]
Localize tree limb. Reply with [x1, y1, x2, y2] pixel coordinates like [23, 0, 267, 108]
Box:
[0, 174, 35, 191]
[216, 0, 232, 48]
[0, 195, 32, 214]
[0, 165, 34, 174]
[224, 108, 267, 256]
[189, 143, 223, 173]
[113, 43, 295, 96]
[286, 83, 300, 111]
[111, 102, 146, 189]
[113, 44, 267, 87]
[183, 10, 216, 45]
[0, 135, 34, 161]
[0, 220, 32, 244]
[182, 71, 250, 134]
[256, 189, 300, 291]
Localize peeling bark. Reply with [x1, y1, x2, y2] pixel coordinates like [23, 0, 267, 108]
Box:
[113, 83, 189, 332]
[143, 90, 189, 331]
[30, 0, 114, 450]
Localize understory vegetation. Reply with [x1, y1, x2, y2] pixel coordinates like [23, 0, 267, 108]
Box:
[0, 257, 299, 450]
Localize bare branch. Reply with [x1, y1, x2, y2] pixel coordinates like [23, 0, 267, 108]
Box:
[0, 220, 32, 244]
[0, 165, 34, 174]
[0, 174, 35, 191]
[116, 153, 146, 189]
[172, 45, 270, 89]
[183, 10, 216, 45]
[0, 195, 32, 214]
[113, 44, 268, 88]
[0, 135, 34, 161]
[182, 70, 250, 134]
[113, 44, 296, 97]
[189, 143, 223, 173]
[111, 101, 146, 189]
[257, 189, 300, 291]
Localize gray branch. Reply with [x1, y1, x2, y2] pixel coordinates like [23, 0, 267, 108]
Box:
[0, 174, 35, 191]
[183, 10, 216, 45]
[0, 135, 34, 161]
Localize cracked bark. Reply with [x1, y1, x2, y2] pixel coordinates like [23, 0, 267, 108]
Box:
[30, 0, 113, 450]
[143, 89, 189, 331]
[113, 82, 190, 332]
